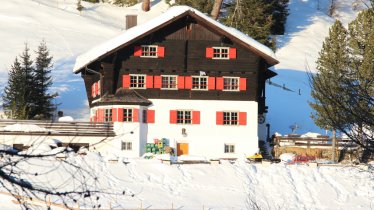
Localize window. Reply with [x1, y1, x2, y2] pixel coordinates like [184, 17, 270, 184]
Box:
[177, 110, 192, 124]
[192, 76, 208, 90]
[213, 47, 229, 59]
[141, 45, 157, 58]
[224, 144, 235, 153]
[142, 110, 147, 123]
[121, 142, 132, 151]
[104, 109, 112, 122]
[123, 109, 133, 122]
[223, 112, 238, 125]
[130, 75, 145, 89]
[161, 75, 177, 89]
[223, 77, 239, 91]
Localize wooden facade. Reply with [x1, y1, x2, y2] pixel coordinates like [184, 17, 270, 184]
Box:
[78, 12, 277, 115]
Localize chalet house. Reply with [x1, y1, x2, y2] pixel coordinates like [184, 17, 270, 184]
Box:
[73, 6, 279, 158]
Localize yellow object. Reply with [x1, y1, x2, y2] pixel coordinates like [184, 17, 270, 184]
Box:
[158, 141, 163, 148]
[248, 153, 263, 159]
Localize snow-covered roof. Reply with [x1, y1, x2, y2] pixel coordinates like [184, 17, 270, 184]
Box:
[73, 6, 278, 73]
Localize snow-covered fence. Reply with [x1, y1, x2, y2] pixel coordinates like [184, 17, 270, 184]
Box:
[0, 120, 115, 137]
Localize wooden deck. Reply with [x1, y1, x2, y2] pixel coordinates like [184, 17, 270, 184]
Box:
[0, 120, 116, 137]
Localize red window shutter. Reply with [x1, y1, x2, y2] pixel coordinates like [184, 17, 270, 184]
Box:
[229, 48, 237, 59]
[133, 109, 139, 122]
[146, 75, 154, 88]
[98, 109, 104, 122]
[117, 108, 124, 122]
[91, 84, 95, 97]
[154, 76, 162, 89]
[185, 76, 192, 89]
[112, 108, 118, 122]
[170, 110, 177, 124]
[147, 110, 155, 123]
[95, 82, 99, 95]
[134, 46, 142, 56]
[123, 75, 130, 89]
[192, 111, 200, 125]
[157, 46, 165, 58]
[239, 78, 247, 91]
[178, 76, 185, 89]
[208, 77, 215, 90]
[216, 77, 224, 90]
[206, 47, 213, 58]
[216, 111, 224, 125]
[239, 112, 247, 125]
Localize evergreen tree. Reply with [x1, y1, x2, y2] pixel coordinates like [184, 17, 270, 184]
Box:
[222, 0, 274, 49]
[19, 44, 34, 119]
[2, 57, 28, 119]
[310, 9, 374, 153]
[268, 0, 289, 35]
[32, 40, 57, 119]
[175, 0, 214, 14]
[310, 20, 349, 130]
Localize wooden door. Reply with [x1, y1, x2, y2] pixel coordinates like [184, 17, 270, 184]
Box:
[177, 143, 189, 156]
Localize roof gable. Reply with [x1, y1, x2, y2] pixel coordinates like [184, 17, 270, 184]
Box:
[73, 6, 278, 73]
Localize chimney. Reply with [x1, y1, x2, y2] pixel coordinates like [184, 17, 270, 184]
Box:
[126, 15, 137, 30]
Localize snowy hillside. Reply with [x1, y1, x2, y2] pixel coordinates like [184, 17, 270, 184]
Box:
[0, 0, 367, 132]
[0, 151, 373, 209]
[268, 0, 365, 135]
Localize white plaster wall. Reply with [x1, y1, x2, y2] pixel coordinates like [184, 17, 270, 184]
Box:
[147, 99, 259, 159]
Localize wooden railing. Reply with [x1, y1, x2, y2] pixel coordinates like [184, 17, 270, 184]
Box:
[0, 120, 115, 137]
[274, 135, 358, 150]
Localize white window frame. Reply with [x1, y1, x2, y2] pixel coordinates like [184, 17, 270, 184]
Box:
[161, 75, 178, 90]
[104, 109, 112, 122]
[129, 74, 146, 89]
[176, 110, 192, 125]
[121, 141, 133, 151]
[123, 108, 133, 122]
[223, 77, 240, 91]
[224, 144, 235, 153]
[192, 76, 208, 90]
[141, 45, 158, 58]
[212, 47, 230, 60]
[223, 111, 239, 125]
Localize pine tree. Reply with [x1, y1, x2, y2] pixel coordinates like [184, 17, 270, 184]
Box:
[2, 57, 28, 119]
[32, 40, 57, 119]
[19, 44, 35, 119]
[222, 0, 274, 49]
[310, 20, 349, 130]
[268, 0, 289, 35]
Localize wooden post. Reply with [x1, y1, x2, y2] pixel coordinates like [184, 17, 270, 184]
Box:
[210, 0, 223, 20]
[142, 0, 150, 12]
[332, 130, 336, 162]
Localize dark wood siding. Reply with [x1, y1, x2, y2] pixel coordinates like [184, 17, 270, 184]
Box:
[83, 15, 268, 108]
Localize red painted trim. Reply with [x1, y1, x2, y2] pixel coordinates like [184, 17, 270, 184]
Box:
[133, 109, 139, 122]
[185, 76, 192, 89]
[178, 76, 185, 89]
[123, 75, 130, 89]
[112, 108, 118, 122]
[157, 46, 165, 58]
[146, 75, 154, 88]
[147, 110, 155, 123]
[154, 76, 162, 89]
[208, 77, 215, 90]
[206, 47, 213, 58]
[229, 48, 237, 59]
[170, 110, 177, 124]
[216, 77, 224, 90]
[239, 112, 247, 125]
[134, 46, 142, 56]
[239, 78, 247, 91]
[117, 108, 124, 122]
[192, 111, 200, 125]
[98, 109, 104, 122]
[216, 111, 223, 125]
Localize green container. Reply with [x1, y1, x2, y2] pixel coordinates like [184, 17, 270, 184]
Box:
[146, 148, 151, 152]
[146, 144, 152, 148]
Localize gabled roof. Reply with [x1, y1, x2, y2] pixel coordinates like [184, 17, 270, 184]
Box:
[73, 6, 279, 73]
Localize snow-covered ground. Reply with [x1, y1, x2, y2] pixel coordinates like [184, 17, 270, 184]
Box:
[0, 151, 373, 210]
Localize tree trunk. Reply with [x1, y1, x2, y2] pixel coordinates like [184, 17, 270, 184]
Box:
[210, 0, 223, 20]
[142, 0, 150, 12]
